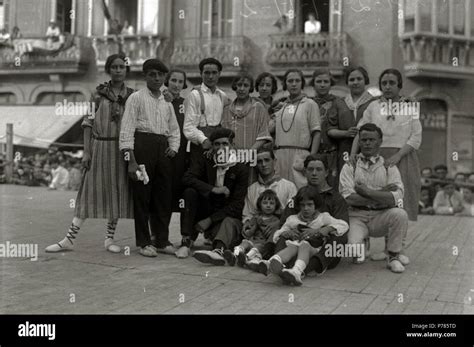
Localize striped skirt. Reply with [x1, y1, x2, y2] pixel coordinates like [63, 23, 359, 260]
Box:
[74, 138, 133, 219]
[380, 147, 420, 222]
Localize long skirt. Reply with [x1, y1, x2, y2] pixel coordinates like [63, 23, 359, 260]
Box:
[74, 138, 134, 219]
[274, 148, 310, 189]
[380, 147, 420, 221]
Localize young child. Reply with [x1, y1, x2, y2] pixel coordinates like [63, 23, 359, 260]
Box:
[267, 186, 348, 286]
[48, 158, 69, 190]
[223, 189, 281, 268]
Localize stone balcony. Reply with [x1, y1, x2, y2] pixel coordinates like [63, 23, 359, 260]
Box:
[92, 34, 168, 72]
[265, 32, 350, 76]
[170, 36, 253, 77]
[0, 36, 91, 75]
[400, 33, 474, 79]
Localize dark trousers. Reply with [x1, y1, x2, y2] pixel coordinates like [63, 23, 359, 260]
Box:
[273, 233, 348, 274]
[181, 187, 242, 249]
[131, 132, 172, 248]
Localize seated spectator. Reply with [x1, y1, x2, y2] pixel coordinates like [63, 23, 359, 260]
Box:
[68, 158, 82, 191]
[420, 167, 433, 186]
[454, 172, 466, 185]
[433, 182, 464, 215]
[468, 173, 474, 185]
[48, 157, 69, 190]
[339, 123, 409, 273]
[11, 26, 22, 40]
[304, 13, 321, 34]
[181, 128, 249, 266]
[46, 20, 61, 49]
[419, 187, 434, 215]
[267, 186, 348, 285]
[121, 20, 134, 35]
[223, 189, 282, 268]
[458, 187, 474, 216]
[434, 164, 448, 180]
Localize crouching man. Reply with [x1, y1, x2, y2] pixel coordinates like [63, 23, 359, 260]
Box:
[339, 123, 409, 273]
[178, 128, 249, 265]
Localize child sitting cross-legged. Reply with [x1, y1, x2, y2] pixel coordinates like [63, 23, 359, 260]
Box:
[267, 186, 348, 286]
[223, 189, 281, 268]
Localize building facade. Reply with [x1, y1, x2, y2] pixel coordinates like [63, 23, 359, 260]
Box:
[0, 0, 473, 173]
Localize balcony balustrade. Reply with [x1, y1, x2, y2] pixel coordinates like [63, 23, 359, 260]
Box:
[400, 33, 474, 79]
[266, 32, 350, 75]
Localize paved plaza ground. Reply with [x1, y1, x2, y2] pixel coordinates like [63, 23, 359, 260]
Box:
[1, 184, 473, 314]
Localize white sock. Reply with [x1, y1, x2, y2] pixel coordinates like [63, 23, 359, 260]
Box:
[234, 246, 244, 256]
[247, 247, 262, 260]
[270, 254, 282, 263]
[293, 259, 307, 274]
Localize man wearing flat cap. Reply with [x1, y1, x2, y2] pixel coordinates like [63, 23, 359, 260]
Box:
[183, 57, 230, 164]
[177, 127, 249, 264]
[119, 59, 181, 257]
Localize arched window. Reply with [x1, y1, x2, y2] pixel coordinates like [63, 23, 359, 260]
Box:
[35, 92, 86, 105]
[0, 93, 17, 104]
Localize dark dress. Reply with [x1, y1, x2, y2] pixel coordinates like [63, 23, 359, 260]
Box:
[313, 94, 339, 188]
[171, 96, 190, 212]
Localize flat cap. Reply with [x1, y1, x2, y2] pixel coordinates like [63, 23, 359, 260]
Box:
[143, 59, 169, 73]
[209, 127, 235, 143]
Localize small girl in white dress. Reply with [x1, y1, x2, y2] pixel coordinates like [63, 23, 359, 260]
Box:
[268, 186, 349, 285]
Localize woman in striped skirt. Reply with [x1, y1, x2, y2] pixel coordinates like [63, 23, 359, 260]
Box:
[46, 53, 134, 253]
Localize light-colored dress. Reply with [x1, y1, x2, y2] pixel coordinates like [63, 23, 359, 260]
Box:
[358, 96, 422, 221]
[272, 96, 321, 188]
[74, 82, 134, 219]
[273, 212, 349, 246]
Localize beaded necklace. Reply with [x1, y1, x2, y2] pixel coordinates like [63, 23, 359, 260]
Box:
[280, 97, 303, 133]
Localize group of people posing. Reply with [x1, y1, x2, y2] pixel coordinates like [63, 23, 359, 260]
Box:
[45, 54, 424, 285]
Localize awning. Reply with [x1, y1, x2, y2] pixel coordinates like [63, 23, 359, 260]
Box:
[0, 106, 83, 149]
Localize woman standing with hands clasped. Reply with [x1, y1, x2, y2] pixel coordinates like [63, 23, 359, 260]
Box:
[46, 54, 134, 253]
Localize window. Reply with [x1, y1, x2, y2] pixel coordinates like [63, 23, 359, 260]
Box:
[437, 0, 449, 34]
[56, 0, 72, 34]
[35, 93, 86, 105]
[419, 0, 432, 32]
[404, 0, 416, 32]
[453, 0, 465, 35]
[201, 0, 233, 38]
[0, 93, 17, 105]
[299, 0, 330, 33]
[0, 0, 4, 30]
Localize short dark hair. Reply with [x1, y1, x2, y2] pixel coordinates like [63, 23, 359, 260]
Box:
[310, 68, 335, 87]
[379, 68, 403, 89]
[105, 53, 130, 74]
[256, 147, 275, 160]
[282, 69, 305, 90]
[304, 153, 328, 170]
[256, 189, 281, 214]
[231, 72, 254, 93]
[199, 58, 223, 73]
[164, 69, 188, 89]
[209, 127, 234, 143]
[359, 123, 383, 140]
[255, 72, 278, 95]
[294, 186, 323, 212]
[434, 164, 448, 172]
[345, 66, 370, 85]
[143, 59, 169, 74]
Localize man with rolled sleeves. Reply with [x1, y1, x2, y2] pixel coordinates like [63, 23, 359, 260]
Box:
[119, 59, 180, 257]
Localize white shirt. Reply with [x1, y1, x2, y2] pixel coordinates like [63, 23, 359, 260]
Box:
[183, 83, 228, 145]
[304, 20, 321, 34]
[242, 176, 297, 223]
[49, 166, 69, 190]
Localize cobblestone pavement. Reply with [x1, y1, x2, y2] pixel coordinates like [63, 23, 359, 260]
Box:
[1, 185, 473, 314]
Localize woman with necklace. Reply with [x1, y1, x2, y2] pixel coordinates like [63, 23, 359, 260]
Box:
[327, 66, 375, 177]
[271, 69, 321, 188]
[221, 72, 272, 183]
[46, 53, 134, 253]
